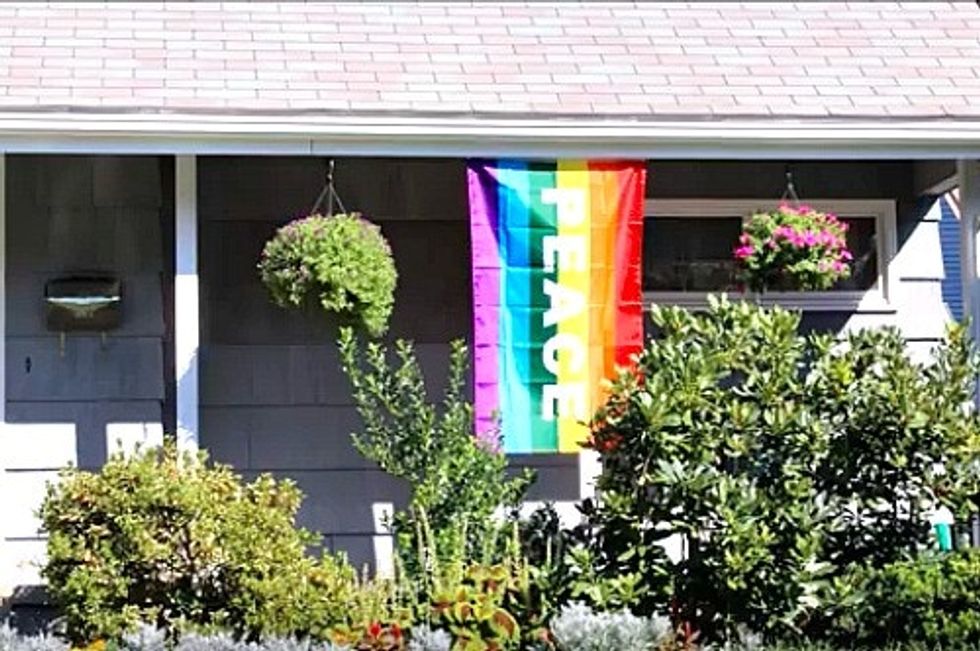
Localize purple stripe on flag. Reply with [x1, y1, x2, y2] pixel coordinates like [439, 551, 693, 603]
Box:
[468, 163, 500, 441]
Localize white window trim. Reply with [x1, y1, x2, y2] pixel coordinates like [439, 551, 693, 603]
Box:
[643, 198, 898, 313]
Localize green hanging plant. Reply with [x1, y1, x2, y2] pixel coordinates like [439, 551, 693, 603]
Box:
[258, 212, 397, 337]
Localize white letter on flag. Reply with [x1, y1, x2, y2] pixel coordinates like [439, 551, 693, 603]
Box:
[542, 279, 585, 328]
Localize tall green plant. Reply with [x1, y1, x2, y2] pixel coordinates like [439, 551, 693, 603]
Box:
[337, 327, 533, 576]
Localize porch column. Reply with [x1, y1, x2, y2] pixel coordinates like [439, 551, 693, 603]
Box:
[959, 160, 980, 548]
[0, 153, 7, 593]
[175, 156, 199, 451]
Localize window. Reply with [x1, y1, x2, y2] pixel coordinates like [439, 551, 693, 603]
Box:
[643, 199, 897, 311]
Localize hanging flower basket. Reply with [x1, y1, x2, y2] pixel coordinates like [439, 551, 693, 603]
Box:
[734, 204, 853, 293]
[258, 212, 397, 337]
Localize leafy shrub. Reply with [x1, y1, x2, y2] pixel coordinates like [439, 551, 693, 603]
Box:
[338, 328, 533, 576]
[584, 299, 832, 640]
[39, 444, 368, 644]
[429, 564, 521, 651]
[582, 297, 980, 643]
[807, 324, 980, 569]
[259, 213, 397, 337]
[816, 550, 980, 649]
[329, 621, 406, 651]
[548, 602, 671, 651]
[518, 504, 643, 615]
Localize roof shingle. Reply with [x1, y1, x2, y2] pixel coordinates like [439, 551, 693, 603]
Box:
[1, 1, 979, 120]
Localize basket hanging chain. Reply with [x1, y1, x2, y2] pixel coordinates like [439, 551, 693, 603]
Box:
[780, 170, 801, 207]
[311, 159, 348, 216]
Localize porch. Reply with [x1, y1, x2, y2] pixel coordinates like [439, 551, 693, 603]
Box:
[0, 150, 978, 591]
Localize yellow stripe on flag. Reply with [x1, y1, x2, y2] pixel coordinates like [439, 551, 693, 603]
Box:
[556, 161, 591, 452]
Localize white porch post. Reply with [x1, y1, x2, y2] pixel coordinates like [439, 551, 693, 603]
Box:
[175, 156, 199, 451]
[958, 159, 980, 548]
[0, 153, 8, 593]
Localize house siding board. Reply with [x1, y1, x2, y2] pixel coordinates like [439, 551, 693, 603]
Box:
[200, 156, 480, 563]
[199, 156, 955, 567]
[3, 155, 170, 584]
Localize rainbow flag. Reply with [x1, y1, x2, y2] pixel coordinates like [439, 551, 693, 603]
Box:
[468, 160, 646, 453]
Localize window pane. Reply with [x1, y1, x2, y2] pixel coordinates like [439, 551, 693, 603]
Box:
[643, 217, 742, 291]
[642, 214, 879, 293]
[835, 216, 877, 290]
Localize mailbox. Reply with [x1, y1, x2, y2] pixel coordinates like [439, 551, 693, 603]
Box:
[45, 275, 122, 332]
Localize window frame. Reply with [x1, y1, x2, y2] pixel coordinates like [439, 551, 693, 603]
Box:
[642, 198, 898, 312]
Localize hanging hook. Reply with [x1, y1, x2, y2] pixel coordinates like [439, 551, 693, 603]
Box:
[325, 159, 336, 217]
[780, 169, 801, 207]
[310, 159, 347, 216]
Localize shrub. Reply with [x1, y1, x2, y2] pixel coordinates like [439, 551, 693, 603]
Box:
[816, 550, 980, 649]
[39, 444, 366, 644]
[548, 602, 671, 651]
[734, 204, 851, 292]
[807, 322, 980, 569]
[0, 626, 67, 651]
[118, 626, 351, 651]
[406, 626, 451, 651]
[584, 298, 833, 640]
[582, 297, 980, 643]
[258, 213, 397, 337]
[338, 328, 533, 576]
[429, 564, 522, 651]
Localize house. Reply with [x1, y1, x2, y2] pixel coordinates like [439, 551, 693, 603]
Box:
[0, 1, 979, 593]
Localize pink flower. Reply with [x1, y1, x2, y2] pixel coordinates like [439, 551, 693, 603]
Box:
[734, 244, 756, 260]
[798, 204, 813, 215]
[739, 233, 752, 245]
[832, 260, 847, 273]
[841, 249, 853, 261]
[802, 230, 818, 246]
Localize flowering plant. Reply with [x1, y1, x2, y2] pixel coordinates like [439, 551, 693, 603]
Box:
[734, 203, 852, 292]
[258, 212, 397, 337]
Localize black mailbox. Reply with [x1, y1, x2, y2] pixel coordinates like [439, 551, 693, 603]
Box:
[45, 276, 122, 332]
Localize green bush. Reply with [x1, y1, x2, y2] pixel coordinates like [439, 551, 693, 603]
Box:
[548, 602, 671, 651]
[817, 550, 980, 649]
[429, 564, 522, 651]
[581, 297, 980, 643]
[584, 299, 832, 641]
[338, 328, 532, 577]
[807, 324, 980, 569]
[258, 213, 397, 337]
[39, 444, 370, 644]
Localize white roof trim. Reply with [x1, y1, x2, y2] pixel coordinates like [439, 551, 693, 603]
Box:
[1, 112, 980, 158]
